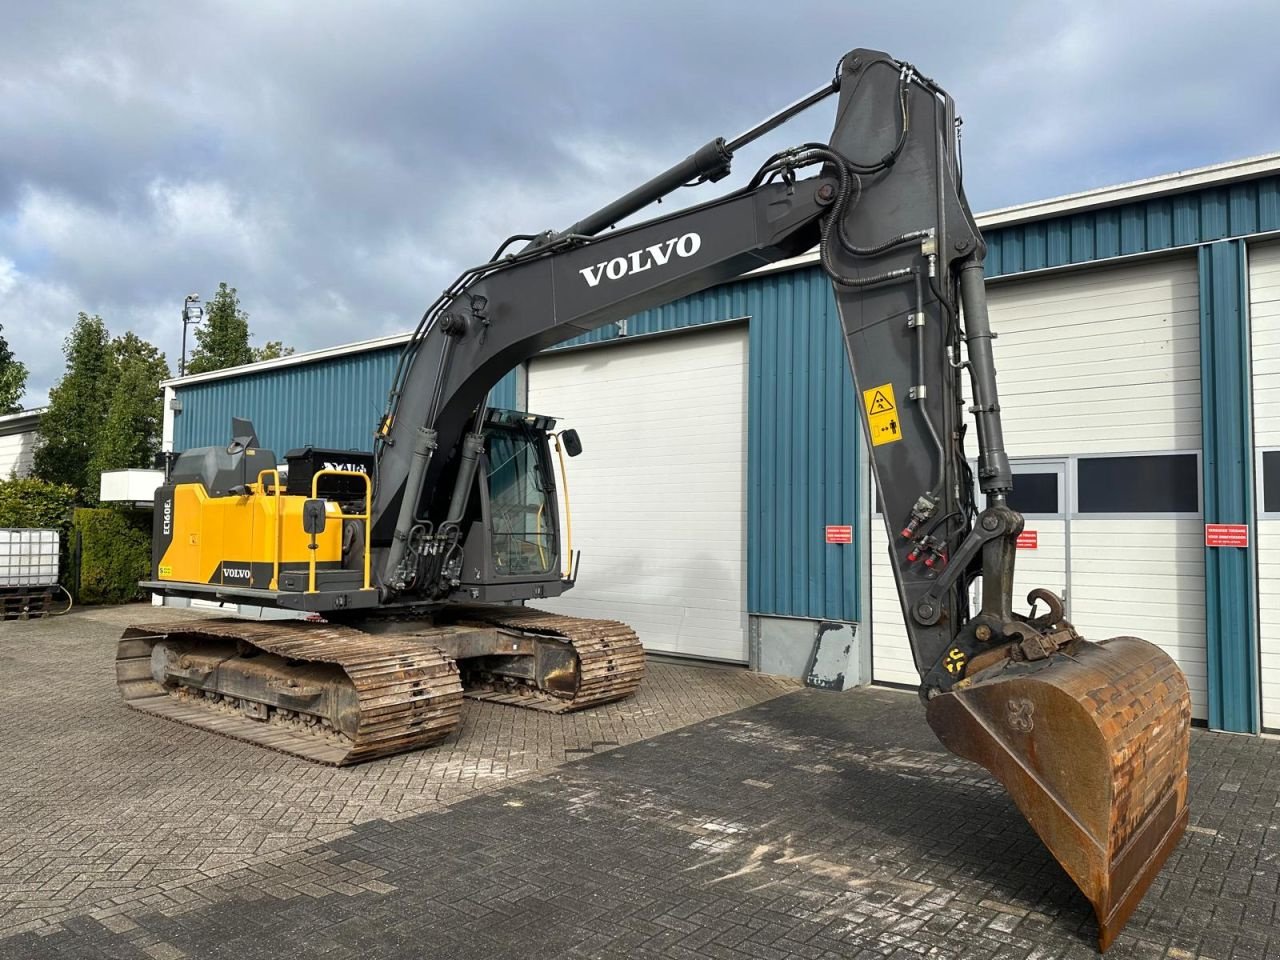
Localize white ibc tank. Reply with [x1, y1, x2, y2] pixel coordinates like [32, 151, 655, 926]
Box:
[0, 529, 60, 587]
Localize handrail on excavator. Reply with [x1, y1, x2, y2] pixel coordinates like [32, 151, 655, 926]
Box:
[255, 469, 282, 590]
[307, 470, 373, 594]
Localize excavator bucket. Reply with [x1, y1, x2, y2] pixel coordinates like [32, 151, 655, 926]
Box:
[926, 636, 1190, 951]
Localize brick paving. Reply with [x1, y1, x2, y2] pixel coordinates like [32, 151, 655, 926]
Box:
[0, 605, 796, 944]
[2, 608, 1279, 959]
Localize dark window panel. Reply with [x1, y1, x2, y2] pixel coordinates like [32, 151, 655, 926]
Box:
[1007, 472, 1060, 515]
[1077, 454, 1199, 514]
[1264, 451, 1280, 514]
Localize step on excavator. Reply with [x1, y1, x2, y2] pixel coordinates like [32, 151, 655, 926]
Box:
[119, 48, 1190, 950]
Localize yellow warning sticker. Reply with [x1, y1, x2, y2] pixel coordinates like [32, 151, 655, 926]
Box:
[158, 565, 173, 577]
[863, 383, 903, 446]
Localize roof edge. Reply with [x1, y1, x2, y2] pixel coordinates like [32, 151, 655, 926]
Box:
[162, 332, 412, 388]
[976, 151, 1280, 228]
[0, 407, 45, 435]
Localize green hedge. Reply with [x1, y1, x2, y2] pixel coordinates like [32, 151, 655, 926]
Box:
[0, 476, 77, 533]
[72, 507, 152, 604]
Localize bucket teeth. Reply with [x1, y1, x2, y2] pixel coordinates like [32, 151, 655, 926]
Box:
[926, 636, 1191, 951]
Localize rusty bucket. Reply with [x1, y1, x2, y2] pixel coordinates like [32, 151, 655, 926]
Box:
[926, 636, 1190, 951]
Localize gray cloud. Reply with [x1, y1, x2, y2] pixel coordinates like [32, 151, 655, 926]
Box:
[2, 0, 1277, 405]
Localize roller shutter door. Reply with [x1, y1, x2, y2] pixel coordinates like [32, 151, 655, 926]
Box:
[871, 257, 1207, 718]
[1250, 240, 1280, 730]
[526, 325, 748, 662]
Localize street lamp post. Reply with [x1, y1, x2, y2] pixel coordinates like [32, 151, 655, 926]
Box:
[179, 294, 203, 377]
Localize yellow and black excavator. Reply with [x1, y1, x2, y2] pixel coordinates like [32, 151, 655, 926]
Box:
[117, 49, 1190, 950]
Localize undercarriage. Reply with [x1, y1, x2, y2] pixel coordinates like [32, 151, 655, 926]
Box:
[117, 608, 644, 766]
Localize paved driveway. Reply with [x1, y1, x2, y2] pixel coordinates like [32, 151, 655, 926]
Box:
[2, 606, 1278, 959]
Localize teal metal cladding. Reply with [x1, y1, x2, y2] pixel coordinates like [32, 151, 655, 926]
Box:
[548, 270, 860, 623]
[173, 350, 520, 457]
[1198, 239, 1259, 733]
[985, 174, 1280, 278]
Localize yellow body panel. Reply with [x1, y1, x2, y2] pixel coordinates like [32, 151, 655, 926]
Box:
[156, 481, 345, 591]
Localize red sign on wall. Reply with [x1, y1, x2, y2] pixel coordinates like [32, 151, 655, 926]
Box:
[1205, 523, 1249, 548]
[1017, 530, 1038, 549]
[825, 525, 853, 544]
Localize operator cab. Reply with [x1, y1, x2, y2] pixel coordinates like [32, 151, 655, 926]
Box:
[452, 408, 582, 603]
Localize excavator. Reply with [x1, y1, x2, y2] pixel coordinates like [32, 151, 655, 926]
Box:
[116, 49, 1190, 950]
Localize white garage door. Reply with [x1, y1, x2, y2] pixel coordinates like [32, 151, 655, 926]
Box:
[871, 257, 1207, 718]
[1249, 240, 1280, 730]
[526, 324, 748, 662]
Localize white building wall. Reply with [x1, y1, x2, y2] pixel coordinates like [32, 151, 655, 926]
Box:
[1249, 240, 1280, 729]
[0, 430, 36, 479]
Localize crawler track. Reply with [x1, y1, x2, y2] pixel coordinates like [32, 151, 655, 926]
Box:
[117, 608, 644, 764]
[116, 619, 463, 765]
[450, 606, 646, 713]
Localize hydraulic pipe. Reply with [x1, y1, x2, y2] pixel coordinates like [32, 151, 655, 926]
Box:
[561, 80, 839, 240]
[562, 138, 734, 239]
[958, 262, 1013, 498]
[443, 432, 486, 526]
[723, 81, 840, 152]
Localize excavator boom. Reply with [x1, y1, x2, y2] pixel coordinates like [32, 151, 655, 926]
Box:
[127, 47, 1189, 950]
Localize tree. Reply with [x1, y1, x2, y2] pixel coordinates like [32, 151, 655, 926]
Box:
[252, 339, 294, 362]
[185, 284, 292, 373]
[186, 282, 253, 374]
[0, 323, 27, 414]
[91, 332, 171, 476]
[33, 314, 113, 497]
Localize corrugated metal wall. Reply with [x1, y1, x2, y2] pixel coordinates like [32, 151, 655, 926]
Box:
[173, 351, 520, 456]
[985, 174, 1280, 278]
[1199, 239, 1259, 732]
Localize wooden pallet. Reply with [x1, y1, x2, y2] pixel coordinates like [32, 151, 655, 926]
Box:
[0, 586, 56, 620]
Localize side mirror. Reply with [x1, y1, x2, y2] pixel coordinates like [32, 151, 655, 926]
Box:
[302, 499, 328, 535]
[560, 429, 583, 458]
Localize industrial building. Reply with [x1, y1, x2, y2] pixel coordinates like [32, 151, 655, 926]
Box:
[0, 408, 42, 478]
[160, 152, 1280, 736]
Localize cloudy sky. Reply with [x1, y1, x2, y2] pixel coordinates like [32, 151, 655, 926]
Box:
[2, 0, 1277, 407]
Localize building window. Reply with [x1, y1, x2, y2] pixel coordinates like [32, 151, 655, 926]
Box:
[1262, 450, 1280, 514]
[1007, 471, 1061, 516]
[1076, 453, 1199, 515]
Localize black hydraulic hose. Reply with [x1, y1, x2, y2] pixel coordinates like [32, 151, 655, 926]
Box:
[842, 226, 931, 258]
[825, 59, 912, 173]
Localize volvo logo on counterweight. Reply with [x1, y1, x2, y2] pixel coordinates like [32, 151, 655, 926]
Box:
[578, 233, 702, 287]
[322, 461, 369, 474]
